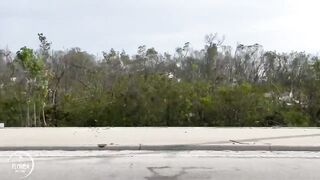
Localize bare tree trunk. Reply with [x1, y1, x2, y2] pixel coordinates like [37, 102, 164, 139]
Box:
[19, 104, 24, 127]
[53, 90, 58, 127]
[42, 104, 47, 126]
[27, 103, 30, 127]
[33, 102, 36, 127]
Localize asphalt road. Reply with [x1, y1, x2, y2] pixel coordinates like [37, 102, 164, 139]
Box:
[0, 151, 320, 180]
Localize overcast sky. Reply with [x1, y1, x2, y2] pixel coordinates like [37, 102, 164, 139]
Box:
[0, 0, 319, 55]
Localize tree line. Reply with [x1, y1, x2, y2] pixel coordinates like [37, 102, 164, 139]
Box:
[0, 33, 319, 127]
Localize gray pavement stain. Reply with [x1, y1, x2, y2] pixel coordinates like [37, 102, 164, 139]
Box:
[145, 166, 213, 180]
[145, 166, 186, 180]
[200, 133, 320, 145]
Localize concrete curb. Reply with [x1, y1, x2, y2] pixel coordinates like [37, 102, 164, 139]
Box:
[1, 144, 320, 151]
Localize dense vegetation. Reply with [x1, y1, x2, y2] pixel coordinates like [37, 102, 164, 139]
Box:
[0, 33, 319, 127]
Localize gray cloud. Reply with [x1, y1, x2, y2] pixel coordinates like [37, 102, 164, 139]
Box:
[0, 0, 319, 55]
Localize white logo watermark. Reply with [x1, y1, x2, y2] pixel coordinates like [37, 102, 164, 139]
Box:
[9, 152, 34, 179]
